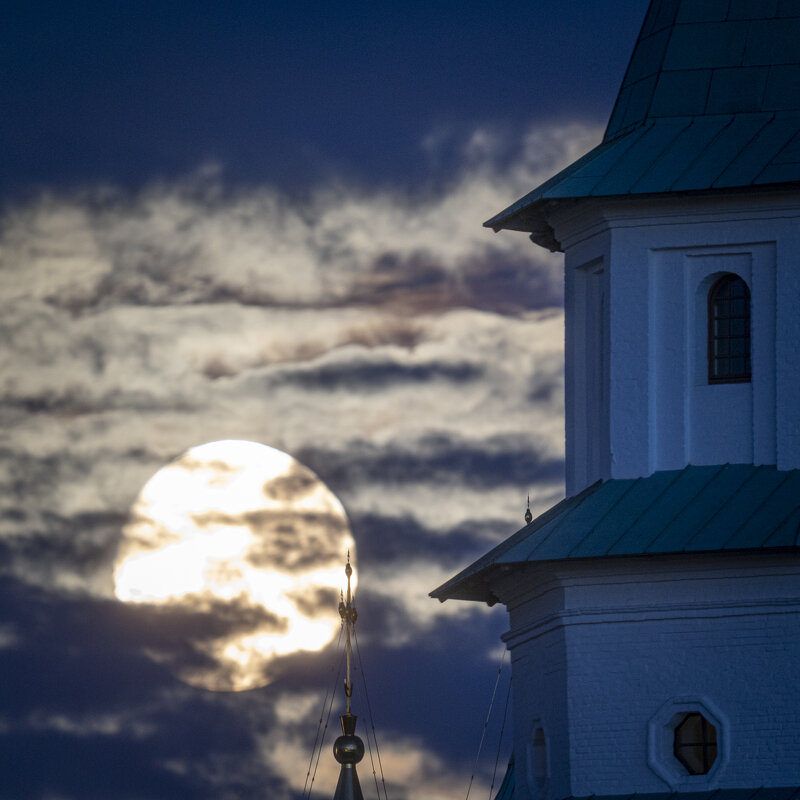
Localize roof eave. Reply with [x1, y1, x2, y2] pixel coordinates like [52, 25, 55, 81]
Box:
[485, 180, 800, 253]
[429, 480, 605, 603]
[483, 199, 564, 252]
[429, 568, 502, 606]
[432, 545, 800, 605]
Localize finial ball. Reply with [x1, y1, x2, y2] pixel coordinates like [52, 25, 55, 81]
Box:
[345, 562, 352, 578]
[333, 734, 364, 764]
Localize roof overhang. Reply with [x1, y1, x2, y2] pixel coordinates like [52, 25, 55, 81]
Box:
[484, 114, 800, 251]
[484, 198, 567, 252]
[430, 465, 800, 605]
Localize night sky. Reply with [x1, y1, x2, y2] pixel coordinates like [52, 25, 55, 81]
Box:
[1, 2, 648, 798]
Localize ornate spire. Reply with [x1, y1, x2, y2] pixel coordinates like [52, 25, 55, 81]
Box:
[333, 553, 365, 800]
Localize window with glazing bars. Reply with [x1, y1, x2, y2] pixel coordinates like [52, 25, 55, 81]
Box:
[673, 712, 717, 775]
[708, 274, 751, 383]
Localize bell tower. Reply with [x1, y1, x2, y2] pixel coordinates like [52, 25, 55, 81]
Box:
[485, 0, 800, 495]
[433, 3, 800, 800]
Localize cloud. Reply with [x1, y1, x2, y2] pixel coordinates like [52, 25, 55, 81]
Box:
[350, 512, 500, 565]
[0, 119, 602, 797]
[0, 121, 599, 315]
[279, 358, 483, 392]
[299, 433, 563, 492]
[0, 576, 288, 798]
[266, 728, 492, 800]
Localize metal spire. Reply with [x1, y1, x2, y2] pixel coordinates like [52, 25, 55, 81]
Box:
[339, 553, 358, 715]
[525, 494, 533, 524]
[333, 553, 365, 800]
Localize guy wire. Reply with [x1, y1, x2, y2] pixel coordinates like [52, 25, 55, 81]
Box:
[304, 626, 346, 800]
[353, 626, 390, 800]
[465, 648, 507, 800]
[488, 675, 512, 799]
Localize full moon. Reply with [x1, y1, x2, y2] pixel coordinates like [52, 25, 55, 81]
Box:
[113, 439, 354, 691]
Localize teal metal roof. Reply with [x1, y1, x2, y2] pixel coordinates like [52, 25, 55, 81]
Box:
[488, 758, 800, 800]
[486, 0, 800, 247]
[606, 2, 800, 139]
[492, 757, 515, 800]
[431, 465, 800, 603]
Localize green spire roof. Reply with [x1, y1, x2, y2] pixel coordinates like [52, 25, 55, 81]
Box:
[486, 0, 800, 248]
[607, 0, 800, 139]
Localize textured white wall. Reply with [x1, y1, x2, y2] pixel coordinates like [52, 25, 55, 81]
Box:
[501, 190, 800, 800]
[554, 192, 800, 495]
[496, 553, 800, 800]
[563, 230, 612, 495]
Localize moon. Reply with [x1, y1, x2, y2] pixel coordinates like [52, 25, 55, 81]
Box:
[113, 439, 354, 691]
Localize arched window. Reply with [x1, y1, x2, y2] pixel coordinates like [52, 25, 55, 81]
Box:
[527, 726, 548, 800]
[708, 274, 751, 384]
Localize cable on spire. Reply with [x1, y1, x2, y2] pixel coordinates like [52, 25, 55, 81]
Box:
[465, 648, 508, 800]
[354, 625, 390, 800]
[304, 627, 346, 800]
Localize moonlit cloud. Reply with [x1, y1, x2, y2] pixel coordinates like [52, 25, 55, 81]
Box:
[0, 120, 601, 797]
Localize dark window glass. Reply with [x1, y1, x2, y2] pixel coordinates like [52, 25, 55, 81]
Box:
[708, 275, 751, 383]
[674, 712, 717, 775]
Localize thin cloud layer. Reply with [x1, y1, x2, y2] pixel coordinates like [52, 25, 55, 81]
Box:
[0, 119, 600, 798]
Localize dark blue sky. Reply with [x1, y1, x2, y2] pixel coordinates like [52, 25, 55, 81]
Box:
[3, 0, 647, 196]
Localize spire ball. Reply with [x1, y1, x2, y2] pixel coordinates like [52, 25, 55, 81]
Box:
[333, 716, 365, 764]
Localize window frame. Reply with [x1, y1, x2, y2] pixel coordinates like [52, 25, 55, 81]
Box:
[673, 711, 718, 775]
[647, 696, 728, 790]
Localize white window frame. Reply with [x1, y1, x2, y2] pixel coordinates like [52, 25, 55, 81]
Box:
[647, 696, 729, 790]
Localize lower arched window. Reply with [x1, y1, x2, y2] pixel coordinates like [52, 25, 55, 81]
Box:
[526, 725, 548, 800]
[708, 274, 751, 384]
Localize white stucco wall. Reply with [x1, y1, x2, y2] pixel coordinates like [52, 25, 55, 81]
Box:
[495, 553, 800, 800]
[553, 192, 800, 496]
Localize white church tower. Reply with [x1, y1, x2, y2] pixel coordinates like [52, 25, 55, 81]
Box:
[433, 2, 800, 800]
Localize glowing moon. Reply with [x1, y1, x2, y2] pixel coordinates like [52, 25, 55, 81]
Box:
[113, 440, 354, 691]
